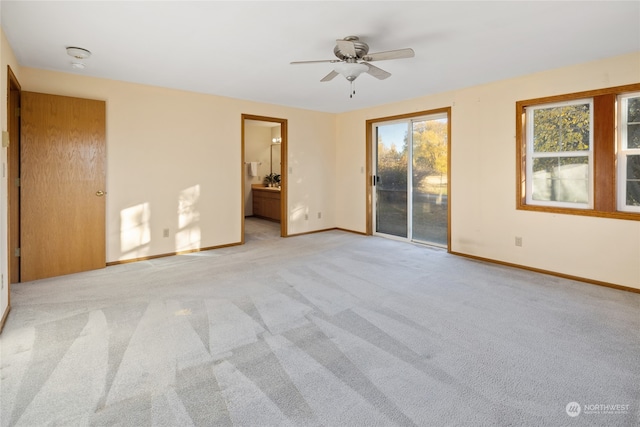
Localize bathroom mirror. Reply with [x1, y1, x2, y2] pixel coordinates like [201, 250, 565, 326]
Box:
[244, 119, 281, 178]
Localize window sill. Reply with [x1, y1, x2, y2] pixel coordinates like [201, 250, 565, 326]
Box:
[516, 204, 640, 221]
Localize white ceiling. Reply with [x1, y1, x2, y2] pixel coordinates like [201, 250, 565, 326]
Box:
[2, 1, 639, 113]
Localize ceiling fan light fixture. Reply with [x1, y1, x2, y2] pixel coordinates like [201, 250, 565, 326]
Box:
[66, 46, 91, 60]
[334, 62, 368, 82]
[290, 35, 414, 98]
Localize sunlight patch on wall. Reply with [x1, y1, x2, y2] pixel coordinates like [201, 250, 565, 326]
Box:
[120, 202, 151, 259]
[176, 185, 201, 251]
[290, 203, 308, 222]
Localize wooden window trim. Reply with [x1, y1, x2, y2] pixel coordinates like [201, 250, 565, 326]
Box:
[516, 83, 640, 221]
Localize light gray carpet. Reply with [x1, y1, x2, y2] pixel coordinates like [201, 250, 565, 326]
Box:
[1, 218, 639, 426]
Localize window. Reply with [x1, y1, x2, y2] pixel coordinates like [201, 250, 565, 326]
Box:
[516, 83, 640, 221]
[526, 99, 593, 208]
[618, 93, 640, 213]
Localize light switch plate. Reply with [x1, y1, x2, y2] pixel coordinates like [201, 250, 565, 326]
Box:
[2, 131, 9, 147]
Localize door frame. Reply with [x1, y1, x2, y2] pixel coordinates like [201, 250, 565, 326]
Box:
[365, 107, 452, 249]
[241, 114, 288, 242]
[7, 66, 21, 284]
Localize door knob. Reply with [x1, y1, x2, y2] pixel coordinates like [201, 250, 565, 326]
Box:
[96, 190, 106, 197]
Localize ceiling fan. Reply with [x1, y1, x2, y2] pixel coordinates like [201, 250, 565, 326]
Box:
[291, 36, 415, 97]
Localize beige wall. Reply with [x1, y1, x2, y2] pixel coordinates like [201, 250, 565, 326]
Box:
[16, 66, 336, 262]
[336, 51, 640, 290]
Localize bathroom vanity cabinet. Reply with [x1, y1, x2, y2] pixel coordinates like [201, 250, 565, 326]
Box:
[252, 186, 281, 221]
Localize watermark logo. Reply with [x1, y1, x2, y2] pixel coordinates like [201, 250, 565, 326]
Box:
[566, 402, 581, 417]
[566, 401, 630, 417]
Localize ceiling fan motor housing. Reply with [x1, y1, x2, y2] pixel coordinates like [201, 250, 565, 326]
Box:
[334, 36, 369, 60]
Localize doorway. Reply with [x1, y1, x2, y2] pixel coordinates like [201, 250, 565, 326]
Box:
[7, 67, 21, 284]
[241, 114, 288, 243]
[368, 108, 451, 248]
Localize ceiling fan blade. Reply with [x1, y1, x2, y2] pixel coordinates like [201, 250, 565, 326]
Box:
[320, 70, 339, 82]
[363, 62, 391, 80]
[336, 39, 357, 57]
[290, 59, 339, 64]
[363, 48, 415, 62]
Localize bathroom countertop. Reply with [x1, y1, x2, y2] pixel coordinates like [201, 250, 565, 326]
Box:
[252, 185, 281, 191]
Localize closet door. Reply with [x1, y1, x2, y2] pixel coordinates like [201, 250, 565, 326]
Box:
[21, 92, 106, 281]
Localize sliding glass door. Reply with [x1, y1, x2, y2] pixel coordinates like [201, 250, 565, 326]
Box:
[375, 122, 409, 237]
[373, 112, 449, 247]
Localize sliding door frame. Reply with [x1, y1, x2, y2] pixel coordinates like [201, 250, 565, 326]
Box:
[366, 107, 452, 249]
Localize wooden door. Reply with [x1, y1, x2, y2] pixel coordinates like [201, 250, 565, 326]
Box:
[21, 92, 106, 281]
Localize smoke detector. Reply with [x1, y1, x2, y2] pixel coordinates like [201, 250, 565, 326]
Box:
[66, 47, 91, 59]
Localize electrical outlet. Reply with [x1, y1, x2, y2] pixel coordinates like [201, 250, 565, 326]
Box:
[515, 236, 522, 247]
[163, 228, 170, 238]
[305, 213, 308, 220]
[317, 212, 321, 219]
